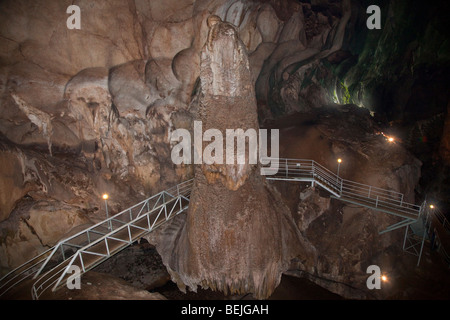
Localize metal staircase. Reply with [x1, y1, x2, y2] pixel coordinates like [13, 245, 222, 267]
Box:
[262, 158, 423, 225]
[0, 179, 192, 300]
[262, 158, 450, 267]
[1, 157, 443, 299]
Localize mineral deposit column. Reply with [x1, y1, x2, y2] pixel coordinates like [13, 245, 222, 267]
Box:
[159, 16, 313, 299]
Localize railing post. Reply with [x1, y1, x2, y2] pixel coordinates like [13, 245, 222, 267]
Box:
[164, 198, 168, 219]
[79, 253, 85, 273]
[376, 196, 379, 208]
[32, 286, 37, 300]
[403, 225, 409, 251]
[105, 238, 110, 256]
[368, 186, 372, 198]
[418, 202, 424, 218]
[146, 215, 151, 231]
[285, 159, 288, 178]
[417, 227, 427, 266]
[60, 244, 65, 261]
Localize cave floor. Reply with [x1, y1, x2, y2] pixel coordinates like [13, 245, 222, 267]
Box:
[2, 239, 449, 300]
[92, 240, 450, 300]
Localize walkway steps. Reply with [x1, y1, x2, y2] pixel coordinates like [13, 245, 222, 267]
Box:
[0, 180, 192, 300]
[336, 194, 419, 220]
[1, 157, 435, 299]
[263, 158, 422, 220]
[34, 193, 190, 299]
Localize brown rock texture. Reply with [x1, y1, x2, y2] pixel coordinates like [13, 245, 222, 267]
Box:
[1, 0, 446, 301]
[155, 16, 313, 299]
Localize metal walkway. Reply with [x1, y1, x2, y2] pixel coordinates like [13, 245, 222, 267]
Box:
[262, 158, 424, 231]
[262, 158, 450, 267]
[404, 205, 450, 268]
[0, 157, 439, 299]
[0, 180, 192, 300]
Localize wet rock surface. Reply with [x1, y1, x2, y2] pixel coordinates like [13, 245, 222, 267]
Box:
[0, 0, 448, 301]
[153, 15, 313, 300]
[264, 105, 420, 299]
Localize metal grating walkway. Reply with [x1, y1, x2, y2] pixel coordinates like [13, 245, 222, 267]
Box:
[0, 180, 192, 300]
[262, 158, 423, 225]
[0, 157, 435, 299]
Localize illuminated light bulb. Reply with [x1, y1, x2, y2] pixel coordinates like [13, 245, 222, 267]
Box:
[102, 194, 109, 200]
[429, 204, 434, 209]
[388, 137, 394, 142]
[381, 275, 388, 282]
[337, 158, 342, 163]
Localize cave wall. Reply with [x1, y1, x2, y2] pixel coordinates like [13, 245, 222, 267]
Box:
[0, 0, 446, 299]
[339, 0, 450, 214]
[0, 0, 350, 272]
[257, 0, 450, 212]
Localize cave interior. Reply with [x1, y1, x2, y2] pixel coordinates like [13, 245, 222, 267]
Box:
[0, 0, 449, 300]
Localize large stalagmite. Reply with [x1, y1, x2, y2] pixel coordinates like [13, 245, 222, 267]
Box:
[156, 16, 313, 299]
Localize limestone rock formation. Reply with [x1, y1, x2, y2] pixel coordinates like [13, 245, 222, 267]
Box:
[155, 16, 314, 299]
[269, 104, 423, 299]
[0, 0, 447, 300]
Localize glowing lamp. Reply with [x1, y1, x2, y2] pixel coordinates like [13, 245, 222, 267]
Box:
[429, 204, 434, 209]
[336, 158, 342, 177]
[381, 275, 388, 282]
[388, 137, 394, 143]
[102, 193, 111, 230]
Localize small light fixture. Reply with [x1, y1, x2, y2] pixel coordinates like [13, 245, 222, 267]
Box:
[337, 158, 342, 177]
[381, 275, 388, 282]
[102, 193, 111, 230]
[429, 204, 435, 209]
[387, 137, 394, 143]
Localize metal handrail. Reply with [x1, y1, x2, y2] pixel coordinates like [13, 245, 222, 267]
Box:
[261, 157, 421, 218]
[433, 232, 450, 267]
[0, 180, 193, 299]
[31, 187, 191, 299]
[434, 210, 450, 233]
[2, 154, 427, 298]
[340, 180, 416, 208]
[31, 260, 70, 300]
[0, 247, 54, 297]
[341, 179, 403, 197]
[33, 187, 179, 279]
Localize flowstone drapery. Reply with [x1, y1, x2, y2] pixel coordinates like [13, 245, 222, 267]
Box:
[155, 16, 313, 299]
